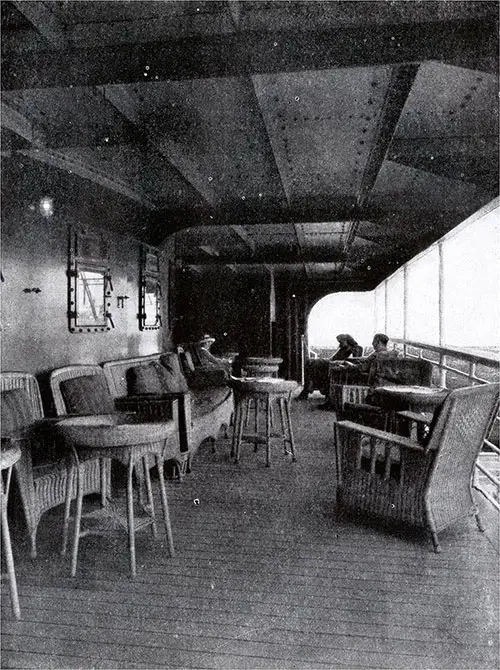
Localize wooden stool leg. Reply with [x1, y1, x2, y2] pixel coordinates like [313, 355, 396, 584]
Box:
[1, 467, 21, 620]
[277, 397, 287, 455]
[253, 396, 259, 452]
[143, 457, 157, 538]
[70, 460, 84, 577]
[126, 455, 137, 578]
[156, 455, 175, 557]
[284, 398, 297, 462]
[245, 397, 251, 427]
[231, 401, 241, 458]
[265, 394, 271, 467]
[235, 399, 246, 463]
[61, 464, 74, 556]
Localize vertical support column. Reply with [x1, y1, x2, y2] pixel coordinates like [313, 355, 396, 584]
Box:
[384, 280, 388, 335]
[438, 241, 447, 388]
[403, 264, 408, 357]
[269, 266, 276, 356]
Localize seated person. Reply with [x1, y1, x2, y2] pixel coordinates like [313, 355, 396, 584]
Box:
[195, 334, 232, 373]
[330, 334, 363, 362]
[319, 333, 397, 409]
[306, 333, 361, 399]
[341, 333, 398, 385]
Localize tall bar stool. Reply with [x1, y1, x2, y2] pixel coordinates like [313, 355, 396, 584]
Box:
[1, 443, 22, 620]
[229, 378, 298, 467]
[54, 415, 175, 578]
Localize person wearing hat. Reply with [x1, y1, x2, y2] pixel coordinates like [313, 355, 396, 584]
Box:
[196, 334, 232, 372]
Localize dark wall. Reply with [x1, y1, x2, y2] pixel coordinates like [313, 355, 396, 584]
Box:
[171, 268, 272, 357]
[169, 266, 307, 382]
[1, 157, 171, 378]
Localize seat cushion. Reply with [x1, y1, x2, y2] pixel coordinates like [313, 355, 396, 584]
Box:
[186, 368, 228, 389]
[158, 354, 189, 393]
[191, 387, 231, 418]
[1, 388, 35, 436]
[60, 375, 115, 415]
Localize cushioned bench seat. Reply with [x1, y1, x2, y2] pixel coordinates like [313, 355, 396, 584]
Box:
[102, 352, 234, 469]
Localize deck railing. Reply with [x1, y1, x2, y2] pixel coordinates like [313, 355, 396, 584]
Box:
[391, 337, 500, 512]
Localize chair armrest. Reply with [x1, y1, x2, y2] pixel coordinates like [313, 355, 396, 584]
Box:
[343, 402, 383, 413]
[396, 410, 433, 425]
[335, 420, 425, 453]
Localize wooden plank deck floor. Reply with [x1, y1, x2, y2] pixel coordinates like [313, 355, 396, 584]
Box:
[2, 396, 499, 669]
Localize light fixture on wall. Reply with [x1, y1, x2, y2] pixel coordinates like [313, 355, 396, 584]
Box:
[39, 196, 54, 217]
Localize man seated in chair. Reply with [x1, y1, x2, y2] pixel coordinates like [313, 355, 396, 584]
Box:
[342, 333, 398, 383]
[195, 334, 232, 373]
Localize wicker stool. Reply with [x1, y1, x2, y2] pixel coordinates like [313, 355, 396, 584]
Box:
[1, 443, 22, 620]
[229, 378, 298, 467]
[55, 415, 175, 578]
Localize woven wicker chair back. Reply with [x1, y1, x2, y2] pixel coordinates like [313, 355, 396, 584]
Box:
[0, 372, 44, 420]
[427, 383, 499, 487]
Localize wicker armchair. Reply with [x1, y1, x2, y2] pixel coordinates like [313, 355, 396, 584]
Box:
[334, 383, 500, 552]
[0, 372, 104, 557]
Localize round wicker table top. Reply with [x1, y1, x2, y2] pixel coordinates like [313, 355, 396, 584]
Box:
[372, 385, 449, 412]
[54, 414, 169, 449]
[229, 377, 298, 395]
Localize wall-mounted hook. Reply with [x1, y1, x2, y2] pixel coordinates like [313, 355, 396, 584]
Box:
[117, 295, 130, 309]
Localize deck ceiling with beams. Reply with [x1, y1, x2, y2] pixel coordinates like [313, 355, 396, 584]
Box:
[1, 1, 498, 290]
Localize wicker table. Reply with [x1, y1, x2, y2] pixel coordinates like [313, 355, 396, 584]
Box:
[243, 357, 283, 378]
[370, 385, 449, 438]
[371, 385, 449, 412]
[229, 377, 298, 466]
[54, 414, 175, 578]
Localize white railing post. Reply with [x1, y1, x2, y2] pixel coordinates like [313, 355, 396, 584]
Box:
[403, 265, 408, 357]
[438, 242, 447, 388]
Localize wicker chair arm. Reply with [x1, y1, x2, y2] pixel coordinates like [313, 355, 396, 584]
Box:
[396, 410, 433, 425]
[335, 420, 425, 453]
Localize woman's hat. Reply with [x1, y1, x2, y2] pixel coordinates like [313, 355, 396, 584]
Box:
[199, 333, 215, 345]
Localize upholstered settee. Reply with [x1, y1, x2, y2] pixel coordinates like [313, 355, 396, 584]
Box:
[102, 352, 233, 471]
